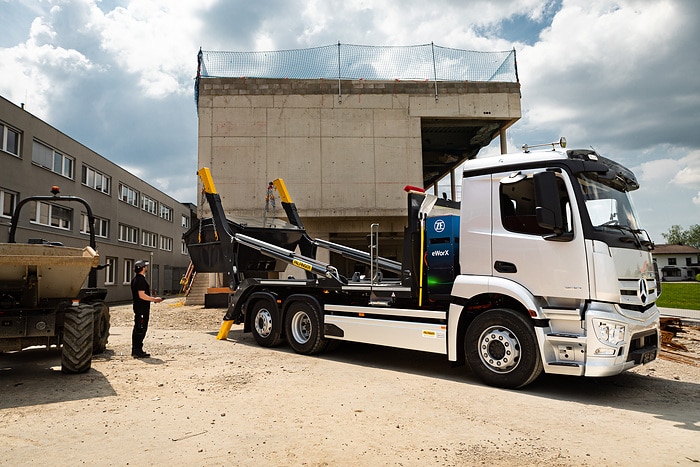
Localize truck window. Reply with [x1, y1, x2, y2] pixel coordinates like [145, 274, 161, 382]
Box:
[500, 176, 571, 236]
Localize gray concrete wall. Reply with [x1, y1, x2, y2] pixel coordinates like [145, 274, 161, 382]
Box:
[196, 78, 520, 277]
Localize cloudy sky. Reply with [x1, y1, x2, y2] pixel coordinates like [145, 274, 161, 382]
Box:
[1, 0, 699, 242]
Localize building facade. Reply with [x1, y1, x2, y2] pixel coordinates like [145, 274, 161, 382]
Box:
[196, 78, 521, 278]
[652, 244, 700, 282]
[0, 95, 194, 303]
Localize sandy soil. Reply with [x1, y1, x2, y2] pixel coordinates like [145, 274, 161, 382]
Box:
[1, 298, 699, 466]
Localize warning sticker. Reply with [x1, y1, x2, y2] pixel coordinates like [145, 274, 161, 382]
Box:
[292, 259, 313, 271]
[422, 330, 445, 339]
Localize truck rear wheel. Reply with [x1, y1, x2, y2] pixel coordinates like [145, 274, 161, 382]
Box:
[250, 298, 283, 347]
[284, 299, 327, 355]
[92, 301, 110, 354]
[61, 303, 95, 374]
[465, 308, 543, 389]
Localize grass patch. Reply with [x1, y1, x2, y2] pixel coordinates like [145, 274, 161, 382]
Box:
[656, 282, 700, 310]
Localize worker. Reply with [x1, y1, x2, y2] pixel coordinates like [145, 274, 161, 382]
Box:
[131, 259, 163, 358]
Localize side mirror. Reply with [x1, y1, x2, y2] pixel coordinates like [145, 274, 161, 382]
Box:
[534, 171, 565, 236]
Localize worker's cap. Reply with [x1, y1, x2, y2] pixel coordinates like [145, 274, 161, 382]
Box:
[134, 260, 149, 271]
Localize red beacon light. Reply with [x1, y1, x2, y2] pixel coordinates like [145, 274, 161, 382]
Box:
[51, 186, 61, 195]
[403, 185, 425, 193]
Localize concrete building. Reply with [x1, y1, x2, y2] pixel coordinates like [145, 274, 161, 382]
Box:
[0, 95, 193, 303]
[194, 45, 521, 279]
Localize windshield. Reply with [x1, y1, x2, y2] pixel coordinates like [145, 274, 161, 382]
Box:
[577, 174, 641, 231]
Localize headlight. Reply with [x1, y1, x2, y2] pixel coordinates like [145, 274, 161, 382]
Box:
[593, 320, 626, 346]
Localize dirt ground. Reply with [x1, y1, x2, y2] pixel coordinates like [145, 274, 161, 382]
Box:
[1, 299, 699, 467]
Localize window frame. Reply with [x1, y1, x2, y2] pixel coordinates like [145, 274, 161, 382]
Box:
[142, 230, 158, 248]
[1, 123, 21, 157]
[160, 203, 173, 222]
[118, 223, 138, 244]
[118, 182, 139, 207]
[81, 165, 111, 195]
[1, 188, 18, 218]
[80, 213, 109, 238]
[30, 200, 72, 230]
[141, 194, 158, 215]
[32, 140, 74, 179]
[105, 257, 117, 285]
[123, 259, 133, 285]
[160, 235, 173, 252]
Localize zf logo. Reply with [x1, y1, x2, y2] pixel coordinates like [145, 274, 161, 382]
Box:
[434, 219, 445, 233]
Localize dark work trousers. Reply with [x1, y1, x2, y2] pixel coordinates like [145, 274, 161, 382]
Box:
[132, 309, 150, 353]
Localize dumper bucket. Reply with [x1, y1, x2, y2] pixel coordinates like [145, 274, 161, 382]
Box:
[184, 217, 304, 274]
[0, 243, 99, 300]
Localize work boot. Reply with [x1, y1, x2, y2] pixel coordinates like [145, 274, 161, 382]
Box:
[131, 351, 151, 358]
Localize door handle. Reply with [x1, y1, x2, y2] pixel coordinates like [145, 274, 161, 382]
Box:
[494, 261, 517, 273]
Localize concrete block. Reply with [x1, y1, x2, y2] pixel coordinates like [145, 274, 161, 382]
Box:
[267, 108, 321, 137]
[213, 95, 274, 108]
[321, 108, 374, 137]
[336, 93, 394, 109]
[373, 110, 419, 138]
[273, 94, 326, 108]
[212, 108, 267, 137]
[408, 94, 461, 117]
[198, 107, 213, 137]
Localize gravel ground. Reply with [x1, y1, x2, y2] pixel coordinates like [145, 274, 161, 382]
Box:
[1, 298, 699, 466]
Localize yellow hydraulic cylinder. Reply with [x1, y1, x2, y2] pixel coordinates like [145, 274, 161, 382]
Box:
[216, 320, 234, 340]
[272, 178, 292, 203]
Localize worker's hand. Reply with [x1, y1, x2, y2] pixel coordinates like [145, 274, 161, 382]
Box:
[154, 297, 163, 303]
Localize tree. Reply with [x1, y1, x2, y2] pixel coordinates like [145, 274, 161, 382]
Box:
[662, 224, 700, 249]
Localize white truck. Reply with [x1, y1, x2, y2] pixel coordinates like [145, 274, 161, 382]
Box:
[186, 138, 660, 389]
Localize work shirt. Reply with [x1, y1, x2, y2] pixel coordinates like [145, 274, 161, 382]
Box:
[131, 273, 151, 313]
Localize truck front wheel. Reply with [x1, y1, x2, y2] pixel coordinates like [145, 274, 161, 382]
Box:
[465, 308, 543, 389]
[61, 303, 95, 374]
[284, 299, 327, 355]
[250, 298, 283, 347]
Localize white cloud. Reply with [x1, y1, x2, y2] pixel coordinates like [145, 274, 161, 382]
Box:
[671, 150, 700, 186]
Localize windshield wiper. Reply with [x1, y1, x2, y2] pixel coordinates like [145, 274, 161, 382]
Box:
[599, 223, 653, 249]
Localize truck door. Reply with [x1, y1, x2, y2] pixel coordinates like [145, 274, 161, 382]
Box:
[492, 170, 589, 300]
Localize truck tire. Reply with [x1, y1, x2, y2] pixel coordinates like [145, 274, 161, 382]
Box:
[284, 298, 327, 355]
[465, 308, 543, 389]
[61, 303, 95, 374]
[250, 298, 283, 347]
[92, 301, 111, 354]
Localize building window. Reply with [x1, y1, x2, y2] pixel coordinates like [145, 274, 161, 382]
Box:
[141, 194, 157, 215]
[1, 188, 18, 218]
[1, 123, 21, 156]
[160, 204, 173, 222]
[181, 240, 188, 255]
[181, 214, 190, 228]
[80, 213, 109, 238]
[123, 259, 133, 284]
[160, 235, 173, 251]
[668, 258, 677, 266]
[30, 201, 71, 230]
[32, 140, 74, 178]
[686, 257, 692, 266]
[142, 230, 158, 248]
[81, 165, 111, 195]
[118, 183, 139, 207]
[105, 257, 117, 285]
[118, 223, 138, 244]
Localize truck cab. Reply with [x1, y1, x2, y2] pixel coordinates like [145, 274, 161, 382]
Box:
[450, 144, 659, 386]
